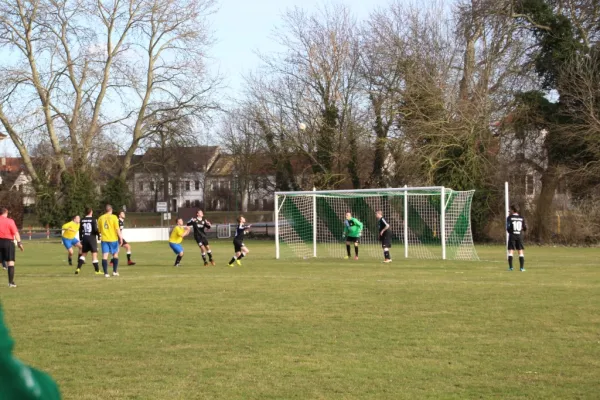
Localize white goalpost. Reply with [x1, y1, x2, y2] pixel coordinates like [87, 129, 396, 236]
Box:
[274, 186, 479, 261]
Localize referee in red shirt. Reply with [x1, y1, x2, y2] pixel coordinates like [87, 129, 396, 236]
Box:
[0, 207, 24, 288]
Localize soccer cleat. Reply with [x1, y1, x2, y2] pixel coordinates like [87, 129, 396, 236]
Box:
[75, 268, 81, 275]
[508, 267, 514, 271]
[383, 259, 392, 263]
[204, 262, 209, 267]
[174, 264, 180, 267]
[112, 272, 119, 277]
[128, 261, 136, 266]
[520, 268, 526, 272]
[236, 259, 242, 266]
[210, 260, 215, 266]
[354, 256, 359, 261]
[228, 262, 234, 267]
[2, 266, 7, 270]
[8, 283, 16, 288]
[104, 274, 110, 278]
[344, 256, 349, 260]
[95, 271, 103, 275]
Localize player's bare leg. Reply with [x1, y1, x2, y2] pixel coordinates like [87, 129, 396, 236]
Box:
[67, 247, 74, 266]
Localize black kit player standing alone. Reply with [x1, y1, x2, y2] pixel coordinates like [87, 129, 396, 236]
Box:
[76, 207, 102, 275]
[228, 216, 251, 267]
[376, 210, 392, 263]
[112, 211, 135, 266]
[506, 205, 527, 272]
[187, 210, 215, 266]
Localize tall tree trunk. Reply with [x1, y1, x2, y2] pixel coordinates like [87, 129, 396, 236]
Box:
[534, 166, 558, 242]
[370, 98, 386, 187]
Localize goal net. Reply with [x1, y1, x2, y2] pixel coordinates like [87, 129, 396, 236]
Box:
[275, 187, 479, 261]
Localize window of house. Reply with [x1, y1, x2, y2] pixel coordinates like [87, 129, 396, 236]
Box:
[194, 199, 200, 207]
[262, 180, 268, 190]
[185, 181, 190, 191]
[150, 182, 155, 191]
[139, 182, 144, 191]
[254, 199, 259, 209]
[185, 200, 191, 208]
[195, 180, 200, 191]
[526, 174, 534, 196]
[211, 181, 216, 191]
[262, 198, 267, 209]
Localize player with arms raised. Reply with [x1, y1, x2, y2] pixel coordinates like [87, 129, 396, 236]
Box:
[61, 216, 81, 266]
[343, 212, 363, 260]
[76, 207, 101, 275]
[507, 205, 527, 272]
[187, 210, 215, 266]
[376, 210, 392, 263]
[228, 216, 250, 267]
[169, 218, 191, 267]
[98, 204, 122, 278]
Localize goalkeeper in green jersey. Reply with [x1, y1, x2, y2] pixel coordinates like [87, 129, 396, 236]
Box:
[343, 212, 363, 260]
[0, 302, 61, 399]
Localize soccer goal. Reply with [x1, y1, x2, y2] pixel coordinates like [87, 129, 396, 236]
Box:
[275, 187, 479, 261]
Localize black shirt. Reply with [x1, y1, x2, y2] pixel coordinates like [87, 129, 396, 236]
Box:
[187, 217, 211, 237]
[378, 217, 389, 234]
[80, 216, 99, 239]
[506, 213, 527, 236]
[118, 218, 124, 231]
[235, 223, 248, 241]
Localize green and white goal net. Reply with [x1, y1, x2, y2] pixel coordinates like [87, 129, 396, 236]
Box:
[275, 187, 479, 261]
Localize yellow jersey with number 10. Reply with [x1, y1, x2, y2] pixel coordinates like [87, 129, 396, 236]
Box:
[98, 213, 120, 242]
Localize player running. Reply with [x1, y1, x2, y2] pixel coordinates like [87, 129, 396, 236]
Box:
[187, 209, 215, 266]
[169, 218, 191, 267]
[376, 210, 392, 263]
[112, 211, 135, 266]
[61, 216, 81, 266]
[76, 207, 101, 275]
[97, 204, 123, 278]
[343, 212, 363, 260]
[228, 216, 251, 267]
[507, 205, 527, 272]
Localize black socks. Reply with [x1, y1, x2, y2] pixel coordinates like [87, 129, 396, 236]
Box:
[175, 255, 182, 266]
[346, 245, 351, 257]
[508, 256, 513, 269]
[7, 266, 14, 284]
[519, 256, 524, 269]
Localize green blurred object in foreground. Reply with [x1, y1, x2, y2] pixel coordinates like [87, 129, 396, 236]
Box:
[0, 303, 61, 400]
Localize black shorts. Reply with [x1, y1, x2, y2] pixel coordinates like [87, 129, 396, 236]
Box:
[195, 235, 209, 247]
[0, 239, 15, 263]
[346, 236, 360, 244]
[508, 235, 524, 251]
[380, 232, 392, 248]
[81, 237, 98, 253]
[121, 238, 128, 246]
[233, 238, 244, 252]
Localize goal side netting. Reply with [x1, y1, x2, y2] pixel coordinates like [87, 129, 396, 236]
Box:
[275, 187, 479, 261]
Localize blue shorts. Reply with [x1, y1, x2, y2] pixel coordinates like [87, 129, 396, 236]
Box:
[169, 243, 183, 255]
[101, 241, 119, 255]
[62, 237, 80, 250]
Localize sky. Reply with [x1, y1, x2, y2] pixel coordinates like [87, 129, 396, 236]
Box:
[0, 0, 398, 157]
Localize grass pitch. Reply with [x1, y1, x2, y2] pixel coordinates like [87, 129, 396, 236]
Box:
[1, 241, 599, 399]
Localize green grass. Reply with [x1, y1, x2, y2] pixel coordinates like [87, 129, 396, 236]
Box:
[1, 242, 599, 399]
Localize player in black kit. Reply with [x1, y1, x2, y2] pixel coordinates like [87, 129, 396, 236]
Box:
[76, 207, 101, 275]
[506, 205, 527, 272]
[228, 215, 251, 267]
[376, 210, 392, 263]
[187, 210, 215, 266]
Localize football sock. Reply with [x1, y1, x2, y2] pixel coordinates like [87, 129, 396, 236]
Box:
[207, 251, 213, 261]
[201, 253, 207, 262]
[238, 253, 245, 260]
[68, 256, 72, 265]
[7, 266, 14, 284]
[77, 256, 85, 269]
[355, 247, 359, 256]
[102, 260, 108, 274]
[384, 251, 390, 259]
[113, 258, 119, 273]
[175, 255, 182, 265]
[508, 256, 513, 269]
[127, 252, 131, 262]
[93, 261, 99, 272]
[229, 256, 236, 265]
[110, 258, 114, 264]
[519, 256, 524, 269]
[346, 245, 351, 257]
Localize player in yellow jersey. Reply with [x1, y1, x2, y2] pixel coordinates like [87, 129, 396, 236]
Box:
[169, 218, 191, 267]
[97, 204, 122, 278]
[61, 216, 81, 266]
